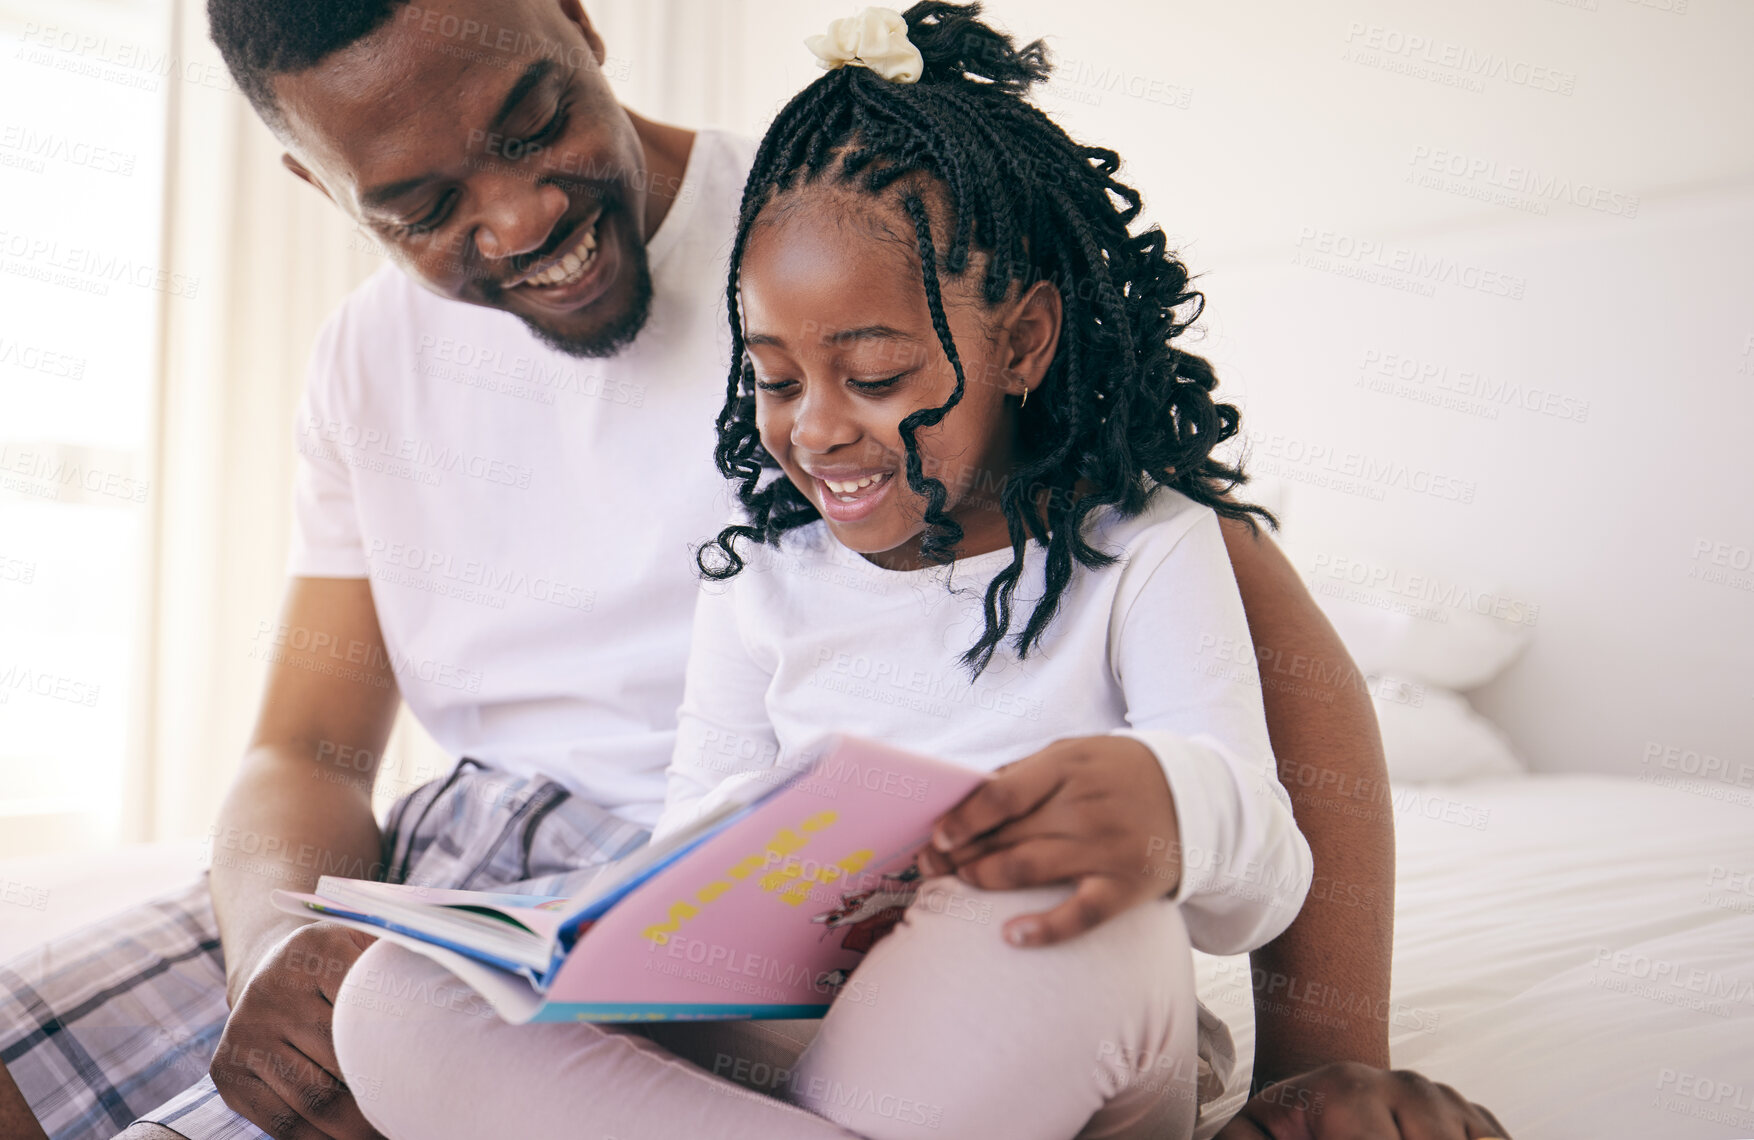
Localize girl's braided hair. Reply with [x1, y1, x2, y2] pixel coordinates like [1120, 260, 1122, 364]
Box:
[699, 1, 1272, 674]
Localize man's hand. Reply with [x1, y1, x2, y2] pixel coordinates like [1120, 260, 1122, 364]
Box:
[1217, 1063, 1511, 1139]
[915, 735, 1179, 947]
[211, 923, 384, 1140]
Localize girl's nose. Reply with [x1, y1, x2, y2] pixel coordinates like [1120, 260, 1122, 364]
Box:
[790, 386, 859, 454]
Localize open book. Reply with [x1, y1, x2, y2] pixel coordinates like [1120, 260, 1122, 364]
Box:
[271, 736, 983, 1023]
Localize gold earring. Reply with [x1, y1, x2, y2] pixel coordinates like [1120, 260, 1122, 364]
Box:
[1019, 387, 1029, 408]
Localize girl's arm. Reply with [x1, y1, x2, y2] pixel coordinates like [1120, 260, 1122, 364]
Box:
[1107, 509, 1314, 955]
[925, 505, 1312, 956]
[651, 579, 783, 845]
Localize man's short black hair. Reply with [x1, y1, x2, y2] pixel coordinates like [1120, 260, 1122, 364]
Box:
[207, 0, 414, 137]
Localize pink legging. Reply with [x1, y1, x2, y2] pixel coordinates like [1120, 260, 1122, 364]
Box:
[332, 875, 1201, 1140]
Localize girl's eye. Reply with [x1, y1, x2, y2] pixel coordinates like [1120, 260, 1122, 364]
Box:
[754, 379, 796, 393]
[390, 189, 459, 239]
[848, 374, 905, 393]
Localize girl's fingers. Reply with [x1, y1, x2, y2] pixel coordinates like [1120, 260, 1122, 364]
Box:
[954, 835, 1105, 892]
[938, 802, 1079, 871]
[930, 752, 1065, 851]
[1001, 873, 1136, 947]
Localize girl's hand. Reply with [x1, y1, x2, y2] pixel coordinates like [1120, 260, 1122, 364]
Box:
[917, 735, 1180, 947]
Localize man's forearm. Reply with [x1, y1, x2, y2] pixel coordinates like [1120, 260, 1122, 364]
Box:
[1249, 706, 1395, 1083]
[207, 745, 385, 1000]
[1220, 519, 1396, 1084]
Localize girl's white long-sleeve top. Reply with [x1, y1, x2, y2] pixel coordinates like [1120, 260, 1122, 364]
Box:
[654, 488, 1313, 956]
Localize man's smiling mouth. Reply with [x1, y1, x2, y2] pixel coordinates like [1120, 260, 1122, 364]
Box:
[507, 210, 602, 291]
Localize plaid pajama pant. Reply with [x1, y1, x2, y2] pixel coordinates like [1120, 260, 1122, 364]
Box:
[0, 759, 651, 1140]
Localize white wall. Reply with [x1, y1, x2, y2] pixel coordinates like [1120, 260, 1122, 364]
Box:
[59, 0, 1744, 849]
[638, 0, 1754, 778]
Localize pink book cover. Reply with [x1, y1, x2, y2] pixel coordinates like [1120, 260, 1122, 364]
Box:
[273, 736, 984, 1023]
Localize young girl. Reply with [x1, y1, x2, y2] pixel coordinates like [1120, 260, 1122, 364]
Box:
[653, 1, 1312, 1132]
[333, 6, 1309, 1139]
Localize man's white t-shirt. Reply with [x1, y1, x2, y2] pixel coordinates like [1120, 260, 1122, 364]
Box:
[287, 129, 757, 827]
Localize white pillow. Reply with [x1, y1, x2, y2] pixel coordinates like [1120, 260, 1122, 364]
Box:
[1367, 674, 1525, 783]
[1251, 487, 1531, 779]
[1313, 590, 1532, 691]
[1263, 498, 1534, 691]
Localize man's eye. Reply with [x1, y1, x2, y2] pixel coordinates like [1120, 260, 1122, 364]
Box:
[390, 189, 459, 238]
[514, 102, 570, 151]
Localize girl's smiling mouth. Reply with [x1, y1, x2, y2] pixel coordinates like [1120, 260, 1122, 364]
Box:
[805, 468, 895, 524]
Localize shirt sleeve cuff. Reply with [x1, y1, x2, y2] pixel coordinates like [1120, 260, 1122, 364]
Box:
[1110, 726, 1233, 906]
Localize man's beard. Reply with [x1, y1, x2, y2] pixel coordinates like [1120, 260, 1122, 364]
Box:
[520, 253, 655, 360]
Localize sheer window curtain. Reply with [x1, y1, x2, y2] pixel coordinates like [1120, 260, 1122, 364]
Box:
[140, 0, 382, 842]
[138, 0, 753, 843]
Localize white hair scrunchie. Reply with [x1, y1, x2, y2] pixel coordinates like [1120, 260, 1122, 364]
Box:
[804, 6, 924, 84]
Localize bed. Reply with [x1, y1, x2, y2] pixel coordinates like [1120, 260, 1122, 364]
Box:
[6, 767, 1749, 1139]
[1194, 771, 1754, 1138]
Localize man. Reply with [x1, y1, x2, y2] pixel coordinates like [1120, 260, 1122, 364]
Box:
[0, 1, 1509, 1138]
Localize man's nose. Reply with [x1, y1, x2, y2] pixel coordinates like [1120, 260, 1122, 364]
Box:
[473, 177, 570, 263]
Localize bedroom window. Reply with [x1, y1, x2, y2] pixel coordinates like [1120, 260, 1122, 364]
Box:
[0, 0, 173, 856]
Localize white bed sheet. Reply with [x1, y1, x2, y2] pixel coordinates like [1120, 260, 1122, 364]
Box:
[1194, 773, 1754, 1139]
[0, 839, 208, 962]
[5, 776, 1751, 1139]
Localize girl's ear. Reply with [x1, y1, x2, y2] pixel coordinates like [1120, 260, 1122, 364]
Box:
[1002, 279, 1062, 399]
